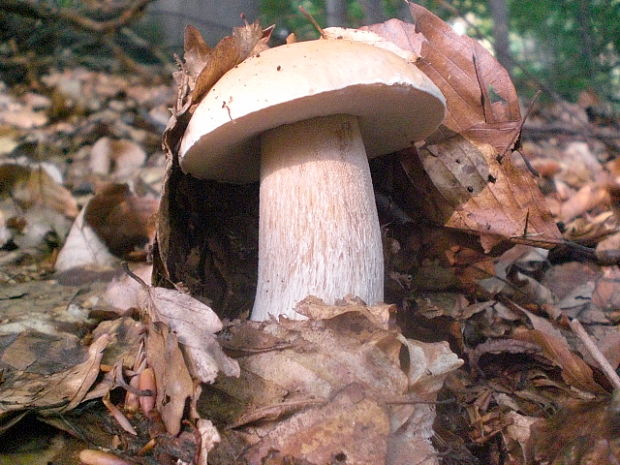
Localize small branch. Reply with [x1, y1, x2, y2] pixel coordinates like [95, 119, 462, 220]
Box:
[542, 304, 620, 391]
[299, 6, 326, 38]
[0, 0, 153, 34]
[497, 90, 541, 165]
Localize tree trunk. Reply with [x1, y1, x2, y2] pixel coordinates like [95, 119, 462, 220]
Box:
[488, 0, 512, 71]
[577, 0, 595, 80]
[326, 0, 346, 26]
[359, 0, 384, 24]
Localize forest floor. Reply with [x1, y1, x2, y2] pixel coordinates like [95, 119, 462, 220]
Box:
[0, 59, 619, 465]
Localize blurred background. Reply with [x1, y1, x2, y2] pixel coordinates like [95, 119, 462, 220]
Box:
[0, 0, 618, 107]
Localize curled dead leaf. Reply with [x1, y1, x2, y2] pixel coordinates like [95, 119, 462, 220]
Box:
[90, 137, 146, 181]
[1, 163, 78, 218]
[84, 183, 158, 260]
[205, 298, 462, 465]
[513, 328, 607, 395]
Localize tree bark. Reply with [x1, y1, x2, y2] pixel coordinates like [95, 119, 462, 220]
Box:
[326, 0, 346, 26]
[577, 0, 595, 80]
[488, 0, 512, 72]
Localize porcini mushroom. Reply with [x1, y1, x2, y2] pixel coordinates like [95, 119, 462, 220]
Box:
[180, 39, 445, 321]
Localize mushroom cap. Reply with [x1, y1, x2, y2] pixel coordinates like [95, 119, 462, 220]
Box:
[180, 38, 446, 183]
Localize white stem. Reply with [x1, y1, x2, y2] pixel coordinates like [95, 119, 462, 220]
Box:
[251, 114, 384, 321]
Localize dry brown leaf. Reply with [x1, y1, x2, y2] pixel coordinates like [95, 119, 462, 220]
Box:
[360, 18, 425, 59]
[560, 183, 610, 223]
[183, 25, 212, 80]
[0, 334, 110, 417]
[592, 266, 620, 311]
[90, 137, 146, 181]
[206, 299, 462, 465]
[189, 21, 265, 106]
[84, 183, 158, 259]
[365, 7, 559, 249]
[146, 286, 240, 382]
[245, 384, 391, 465]
[563, 211, 617, 243]
[1, 163, 78, 218]
[105, 268, 238, 383]
[54, 205, 118, 272]
[513, 328, 607, 395]
[408, 4, 521, 150]
[531, 395, 620, 465]
[399, 144, 560, 251]
[145, 321, 194, 436]
[596, 232, 620, 265]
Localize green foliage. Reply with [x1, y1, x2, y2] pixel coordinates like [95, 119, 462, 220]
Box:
[260, 0, 619, 104]
[509, 0, 620, 101]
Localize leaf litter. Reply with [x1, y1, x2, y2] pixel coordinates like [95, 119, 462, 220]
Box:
[0, 2, 619, 465]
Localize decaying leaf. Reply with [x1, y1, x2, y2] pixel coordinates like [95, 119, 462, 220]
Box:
[0, 163, 78, 218]
[205, 298, 462, 465]
[146, 286, 240, 382]
[55, 205, 118, 272]
[531, 393, 620, 464]
[0, 334, 109, 417]
[364, 7, 560, 250]
[145, 321, 194, 436]
[184, 21, 270, 110]
[513, 328, 607, 395]
[84, 183, 159, 260]
[90, 137, 147, 181]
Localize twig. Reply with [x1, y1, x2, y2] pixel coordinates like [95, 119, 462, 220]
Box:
[121, 261, 148, 289]
[542, 304, 620, 391]
[497, 90, 541, 165]
[0, 0, 153, 34]
[299, 6, 326, 38]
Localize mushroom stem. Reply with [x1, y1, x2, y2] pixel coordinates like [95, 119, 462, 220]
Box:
[252, 114, 384, 321]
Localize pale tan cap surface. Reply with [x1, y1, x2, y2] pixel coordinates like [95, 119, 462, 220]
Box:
[180, 38, 446, 183]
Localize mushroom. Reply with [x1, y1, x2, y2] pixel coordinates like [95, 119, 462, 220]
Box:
[180, 38, 445, 321]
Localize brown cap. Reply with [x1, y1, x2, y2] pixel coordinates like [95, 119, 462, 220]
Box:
[180, 38, 446, 183]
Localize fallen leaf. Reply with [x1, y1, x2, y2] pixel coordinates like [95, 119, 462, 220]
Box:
[146, 286, 240, 381]
[205, 298, 462, 465]
[55, 205, 118, 272]
[531, 394, 620, 465]
[399, 143, 560, 251]
[145, 321, 194, 436]
[592, 266, 620, 311]
[245, 384, 390, 465]
[90, 137, 147, 181]
[513, 328, 607, 395]
[189, 21, 266, 107]
[365, 8, 560, 249]
[1, 163, 78, 218]
[183, 25, 212, 80]
[84, 183, 159, 259]
[0, 334, 110, 417]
